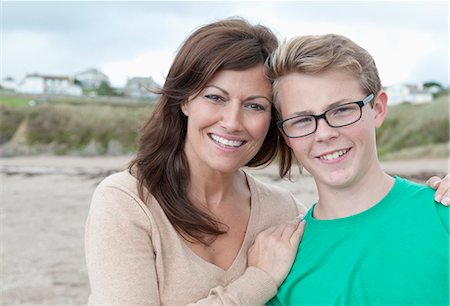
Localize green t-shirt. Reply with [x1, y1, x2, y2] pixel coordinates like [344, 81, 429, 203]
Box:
[269, 177, 449, 306]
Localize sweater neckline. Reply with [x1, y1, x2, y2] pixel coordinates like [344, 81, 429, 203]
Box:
[179, 169, 256, 274]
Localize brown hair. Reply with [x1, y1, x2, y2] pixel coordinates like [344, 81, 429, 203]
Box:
[129, 18, 281, 245]
[266, 33, 382, 176]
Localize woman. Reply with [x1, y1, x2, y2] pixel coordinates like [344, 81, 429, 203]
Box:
[85, 17, 449, 305]
[85, 18, 305, 305]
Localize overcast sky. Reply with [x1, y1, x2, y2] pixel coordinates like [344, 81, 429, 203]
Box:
[2, 1, 448, 88]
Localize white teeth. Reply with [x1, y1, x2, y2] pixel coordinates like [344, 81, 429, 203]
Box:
[210, 134, 243, 147]
[319, 149, 349, 161]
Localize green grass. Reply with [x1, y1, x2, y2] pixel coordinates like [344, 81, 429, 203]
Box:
[0, 95, 32, 107]
[376, 96, 449, 158]
[0, 105, 29, 144]
[380, 143, 449, 161]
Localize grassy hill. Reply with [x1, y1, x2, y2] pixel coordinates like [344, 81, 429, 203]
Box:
[376, 95, 449, 160]
[0, 97, 154, 156]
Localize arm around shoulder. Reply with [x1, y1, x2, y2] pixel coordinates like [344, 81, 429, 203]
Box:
[186, 267, 278, 306]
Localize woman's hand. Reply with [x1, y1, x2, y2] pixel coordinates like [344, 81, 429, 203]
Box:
[426, 174, 450, 206]
[247, 218, 305, 287]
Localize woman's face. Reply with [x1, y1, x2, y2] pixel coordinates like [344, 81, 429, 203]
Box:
[181, 65, 272, 175]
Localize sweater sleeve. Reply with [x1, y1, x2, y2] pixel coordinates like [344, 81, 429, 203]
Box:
[187, 267, 278, 306]
[85, 184, 160, 306]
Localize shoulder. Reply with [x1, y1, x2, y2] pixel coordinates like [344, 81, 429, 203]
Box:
[396, 176, 430, 190]
[395, 176, 448, 232]
[245, 170, 307, 216]
[96, 170, 139, 195]
[246, 171, 293, 201]
[89, 170, 154, 227]
[395, 176, 435, 199]
[93, 170, 152, 206]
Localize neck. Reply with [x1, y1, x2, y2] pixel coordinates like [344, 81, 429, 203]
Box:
[188, 167, 247, 209]
[313, 164, 395, 220]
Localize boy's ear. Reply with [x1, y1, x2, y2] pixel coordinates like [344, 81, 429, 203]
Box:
[281, 131, 292, 148]
[278, 125, 292, 149]
[373, 91, 388, 128]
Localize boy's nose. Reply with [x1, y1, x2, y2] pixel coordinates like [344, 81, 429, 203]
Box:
[314, 117, 339, 141]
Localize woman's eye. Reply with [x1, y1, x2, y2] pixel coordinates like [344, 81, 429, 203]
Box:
[205, 94, 224, 102]
[245, 103, 266, 111]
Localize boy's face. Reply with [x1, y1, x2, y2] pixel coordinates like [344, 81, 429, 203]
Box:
[276, 69, 387, 190]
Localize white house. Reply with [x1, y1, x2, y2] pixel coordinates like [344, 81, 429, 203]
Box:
[0, 76, 18, 90]
[124, 77, 159, 98]
[384, 83, 433, 105]
[74, 68, 109, 89]
[16, 74, 82, 96]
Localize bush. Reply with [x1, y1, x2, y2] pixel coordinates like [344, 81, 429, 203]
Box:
[0, 105, 28, 144]
[25, 103, 152, 154]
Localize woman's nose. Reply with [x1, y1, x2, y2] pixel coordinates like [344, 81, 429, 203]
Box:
[220, 102, 243, 132]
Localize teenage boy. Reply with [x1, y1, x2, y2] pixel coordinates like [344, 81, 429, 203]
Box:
[266, 34, 449, 305]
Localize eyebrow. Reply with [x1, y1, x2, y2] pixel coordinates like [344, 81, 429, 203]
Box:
[288, 98, 354, 116]
[205, 85, 229, 96]
[204, 85, 272, 103]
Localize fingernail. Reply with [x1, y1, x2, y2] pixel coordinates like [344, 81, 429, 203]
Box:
[441, 197, 450, 206]
[435, 194, 442, 202]
[433, 179, 442, 188]
[297, 214, 305, 221]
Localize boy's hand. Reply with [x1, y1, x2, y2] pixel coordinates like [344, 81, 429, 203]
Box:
[426, 174, 450, 206]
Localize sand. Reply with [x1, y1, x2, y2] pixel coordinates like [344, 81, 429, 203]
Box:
[1, 156, 447, 305]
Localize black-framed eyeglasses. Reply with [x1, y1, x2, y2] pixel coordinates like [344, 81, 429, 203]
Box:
[277, 93, 374, 138]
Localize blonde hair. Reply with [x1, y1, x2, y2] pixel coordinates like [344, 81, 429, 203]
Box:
[266, 34, 381, 111]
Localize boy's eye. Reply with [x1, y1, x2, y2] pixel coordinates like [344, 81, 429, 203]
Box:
[290, 116, 314, 127]
[333, 106, 353, 114]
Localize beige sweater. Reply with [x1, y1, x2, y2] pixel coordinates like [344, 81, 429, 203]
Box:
[85, 170, 305, 305]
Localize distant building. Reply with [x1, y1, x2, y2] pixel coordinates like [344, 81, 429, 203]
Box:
[384, 83, 433, 105]
[124, 77, 159, 98]
[74, 68, 109, 89]
[16, 73, 82, 96]
[0, 76, 18, 90]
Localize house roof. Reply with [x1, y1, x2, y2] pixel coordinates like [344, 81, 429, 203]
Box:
[75, 68, 108, 78]
[126, 76, 159, 87]
[26, 73, 71, 81]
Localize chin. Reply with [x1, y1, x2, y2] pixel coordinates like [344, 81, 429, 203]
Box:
[317, 169, 354, 188]
[209, 161, 241, 174]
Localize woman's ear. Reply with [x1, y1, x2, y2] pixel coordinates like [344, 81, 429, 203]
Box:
[373, 91, 388, 128]
[181, 102, 189, 116]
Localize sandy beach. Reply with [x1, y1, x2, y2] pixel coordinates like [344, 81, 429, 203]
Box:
[1, 155, 447, 305]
